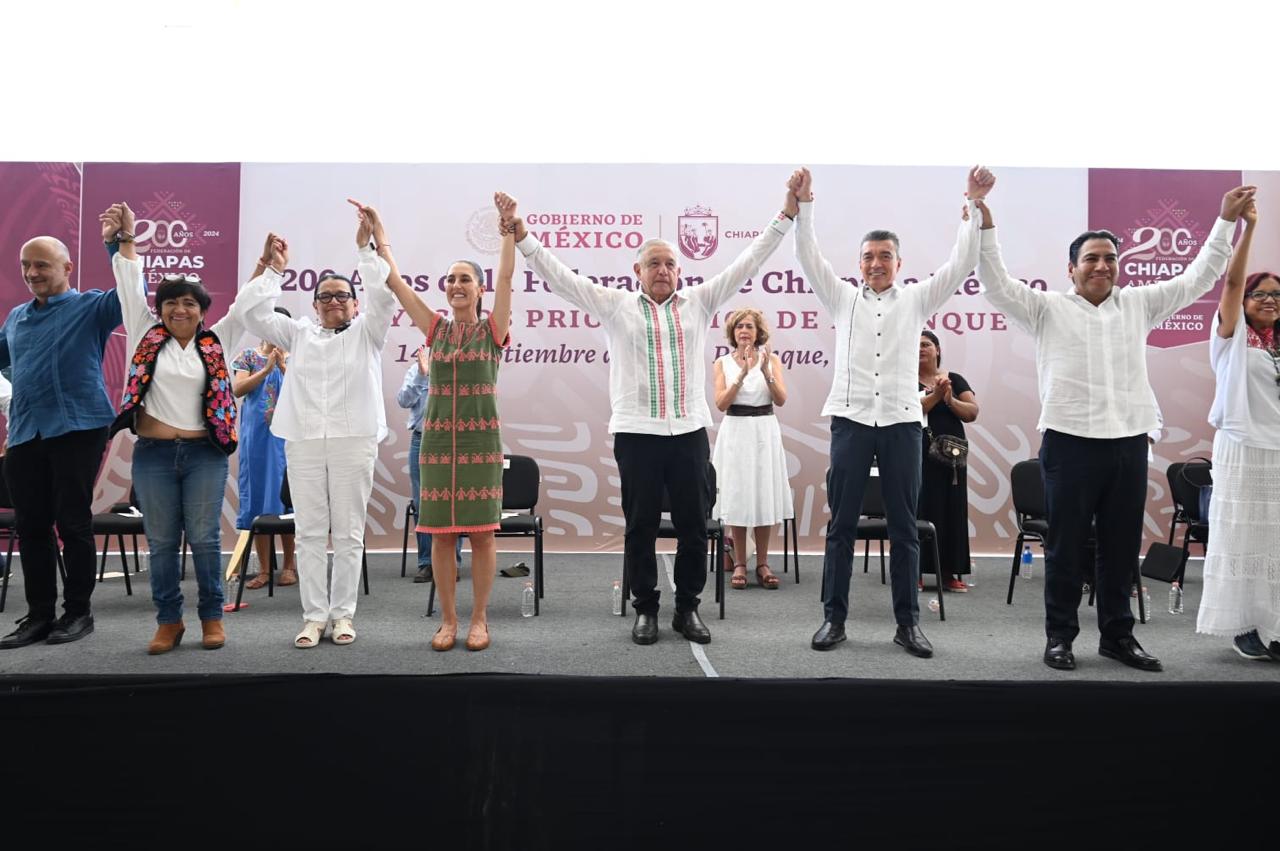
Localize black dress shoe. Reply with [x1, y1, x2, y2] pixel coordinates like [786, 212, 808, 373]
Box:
[672, 610, 711, 644]
[1043, 638, 1076, 670]
[46, 613, 94, 645]
[631, 612, 658, 645]
[894, 624, 934, 658]
[810, 621, 846, 651]
[0, 616, 55, 650]
[413, 566, 433, 583]
[1099, 635, 1162, 672]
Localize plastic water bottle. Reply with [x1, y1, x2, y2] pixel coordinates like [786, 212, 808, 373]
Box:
[139, 551, 150, 572]
[1020, 545, 1033, 580]
[927, 597, 941, 614]
[247, 551, 260, 579]
[1168, 581, 1184, 614]
[521, 581, 535, 617]
[1141, 586, 1153, 620]
[611, 580, 623, 615]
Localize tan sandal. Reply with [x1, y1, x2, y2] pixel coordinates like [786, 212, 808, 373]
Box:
[465, 622, 490, 651]
[431, 624, 458, 652]
[293, 620, 326, 649]
[277, 569, 298, 587]
[245, 573, 269, 590]
[730, 564, 748, 590]
[756, 564, 780, 590]
[331, 617, 356, 645]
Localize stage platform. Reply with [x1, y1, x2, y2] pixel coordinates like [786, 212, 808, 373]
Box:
[2, 554, 1277, 846]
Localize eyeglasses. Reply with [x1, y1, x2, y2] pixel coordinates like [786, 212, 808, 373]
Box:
[1247, 291, 1280, 303]
[315, 291, 354, 304]
[161, 273, 202, 285]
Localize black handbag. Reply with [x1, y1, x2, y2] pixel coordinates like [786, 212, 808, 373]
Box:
[925, 428, 968, 485]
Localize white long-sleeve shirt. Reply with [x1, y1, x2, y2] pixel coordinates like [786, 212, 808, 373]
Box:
[113, 252, 249, 431]
[239, 247, 397, 443]
[979, 218, 1235, 439]
[517, 213, 792, 436]
[795, 199, 981, 427]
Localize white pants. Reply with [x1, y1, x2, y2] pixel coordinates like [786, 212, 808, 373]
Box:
[285, 436, 378, 623]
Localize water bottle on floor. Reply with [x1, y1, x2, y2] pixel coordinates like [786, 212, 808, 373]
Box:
[1168, 581, 1184, 614]
[1020, 545, 1033, 580]
[247, 551, 260, 579]
[1141, 586, 1153, 620]
[611, 580, 622, 615]
[521, 581, 535, 617]
[927, 597, 941, 614]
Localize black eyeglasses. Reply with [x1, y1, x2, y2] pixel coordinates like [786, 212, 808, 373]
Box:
[161, 273, 202, 285]
[315, 292, 354, 304]
[1246, 291, 1280, 302]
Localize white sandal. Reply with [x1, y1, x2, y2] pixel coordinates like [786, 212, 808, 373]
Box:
[331, 617, 356, 645]
[293, 620, 326, 649]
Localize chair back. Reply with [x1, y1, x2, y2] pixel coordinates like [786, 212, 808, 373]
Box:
[1167, 461, 1212, 524]
[502, 455, 541, 511]
[660, 463, 717, 519]
[279, 473, 293, 512]
[1010, 460, 1046, 520]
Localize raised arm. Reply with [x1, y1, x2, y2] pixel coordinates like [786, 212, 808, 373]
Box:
[792, 167, 854, 315]
[1136, 185, 1254, 327]
[100, 202, 157, 344]
[917, 166, 992, 316]
[240, 235, 299, 351]
[491, 192, 517, 343]
[396, 349, 430, 410]
[693, 186, 795, 311]
[974, 200, 1047, 333]
[348, 198, 432, 342]
[510, 206, 627, 318]
[1217, 198, 1258, 339]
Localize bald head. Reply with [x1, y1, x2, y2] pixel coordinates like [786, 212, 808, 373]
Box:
[20, 236, 74, 303]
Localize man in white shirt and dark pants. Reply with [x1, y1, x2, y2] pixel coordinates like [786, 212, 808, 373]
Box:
[793, 166, 993, 658]
[510, 187, 796, 645]
[975, 184, 1255, 671]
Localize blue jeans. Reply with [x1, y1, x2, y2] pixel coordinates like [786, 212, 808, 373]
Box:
[409, 430, 463, 568]
[132, 438, 229, 623]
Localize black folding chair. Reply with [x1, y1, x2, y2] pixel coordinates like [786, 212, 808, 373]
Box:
[428, 455, 545, 616]
[850, 473, 946, 621]
[1166, 460, 1211, 584]
[779, 486, 801, 583]
[91, 487, 144, 597]
[0, 457, 67, 612]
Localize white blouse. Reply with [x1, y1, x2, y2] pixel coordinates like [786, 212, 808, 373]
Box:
[113, 253, 247, 432]
[1209, 313, 1280, 450]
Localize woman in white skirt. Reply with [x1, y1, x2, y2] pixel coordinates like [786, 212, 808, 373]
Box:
[1198, 198, 1280, 660]
[711, 308, 792, 590]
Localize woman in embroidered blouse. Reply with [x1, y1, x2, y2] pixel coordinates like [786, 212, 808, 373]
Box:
[1198, 198, 1280, 660]
[231, 308, 296, 588]
[101, 202, 248, 655]
[357, 193, 514, 652]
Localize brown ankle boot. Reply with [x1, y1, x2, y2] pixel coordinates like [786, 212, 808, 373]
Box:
[201, 619, 226, 650]
[148, 623, 185, 655]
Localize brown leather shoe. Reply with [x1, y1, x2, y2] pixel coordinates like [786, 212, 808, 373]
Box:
[148, 623, 186, 655]
[201, 619, 226, 650]
[431, 624, 457, 652]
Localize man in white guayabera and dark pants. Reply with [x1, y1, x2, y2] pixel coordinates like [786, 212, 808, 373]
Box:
[506, 185, 796, 646]
[791, 166, 994, 659]
[974, 184, 1255, 672]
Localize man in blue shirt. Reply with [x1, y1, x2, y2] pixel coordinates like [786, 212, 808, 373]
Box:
[0, 235, 122, 648]
[396, 345, 462, 582]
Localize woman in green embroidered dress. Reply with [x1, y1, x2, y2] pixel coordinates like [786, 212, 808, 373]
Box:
[355, 194, 514, 652]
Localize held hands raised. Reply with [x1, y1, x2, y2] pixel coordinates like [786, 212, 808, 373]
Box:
[347, 198, 389, 249]
[1241, 198, 1258, 228]
[966, 166, 995, 202]
[1221, 186, 1258, 222]
[495, 191, 523, 238]
[787, 168, 814, 204]
[98, 202, 136, 242]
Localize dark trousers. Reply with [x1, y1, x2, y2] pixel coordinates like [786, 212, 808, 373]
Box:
[2, 427, 109, 620]
[1039, 430, 1146, 643]
[613, 429, 710, 615]
[822, 418, 922, 626]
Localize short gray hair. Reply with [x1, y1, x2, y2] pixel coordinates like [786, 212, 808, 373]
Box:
[20, 236, 71, 263]
[635, 238, 677, 262]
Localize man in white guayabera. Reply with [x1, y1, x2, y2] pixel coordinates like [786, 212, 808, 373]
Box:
[790, 165, 994, 660]
[973, 183, 1255, 673]
[503, 186, 797, 646]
